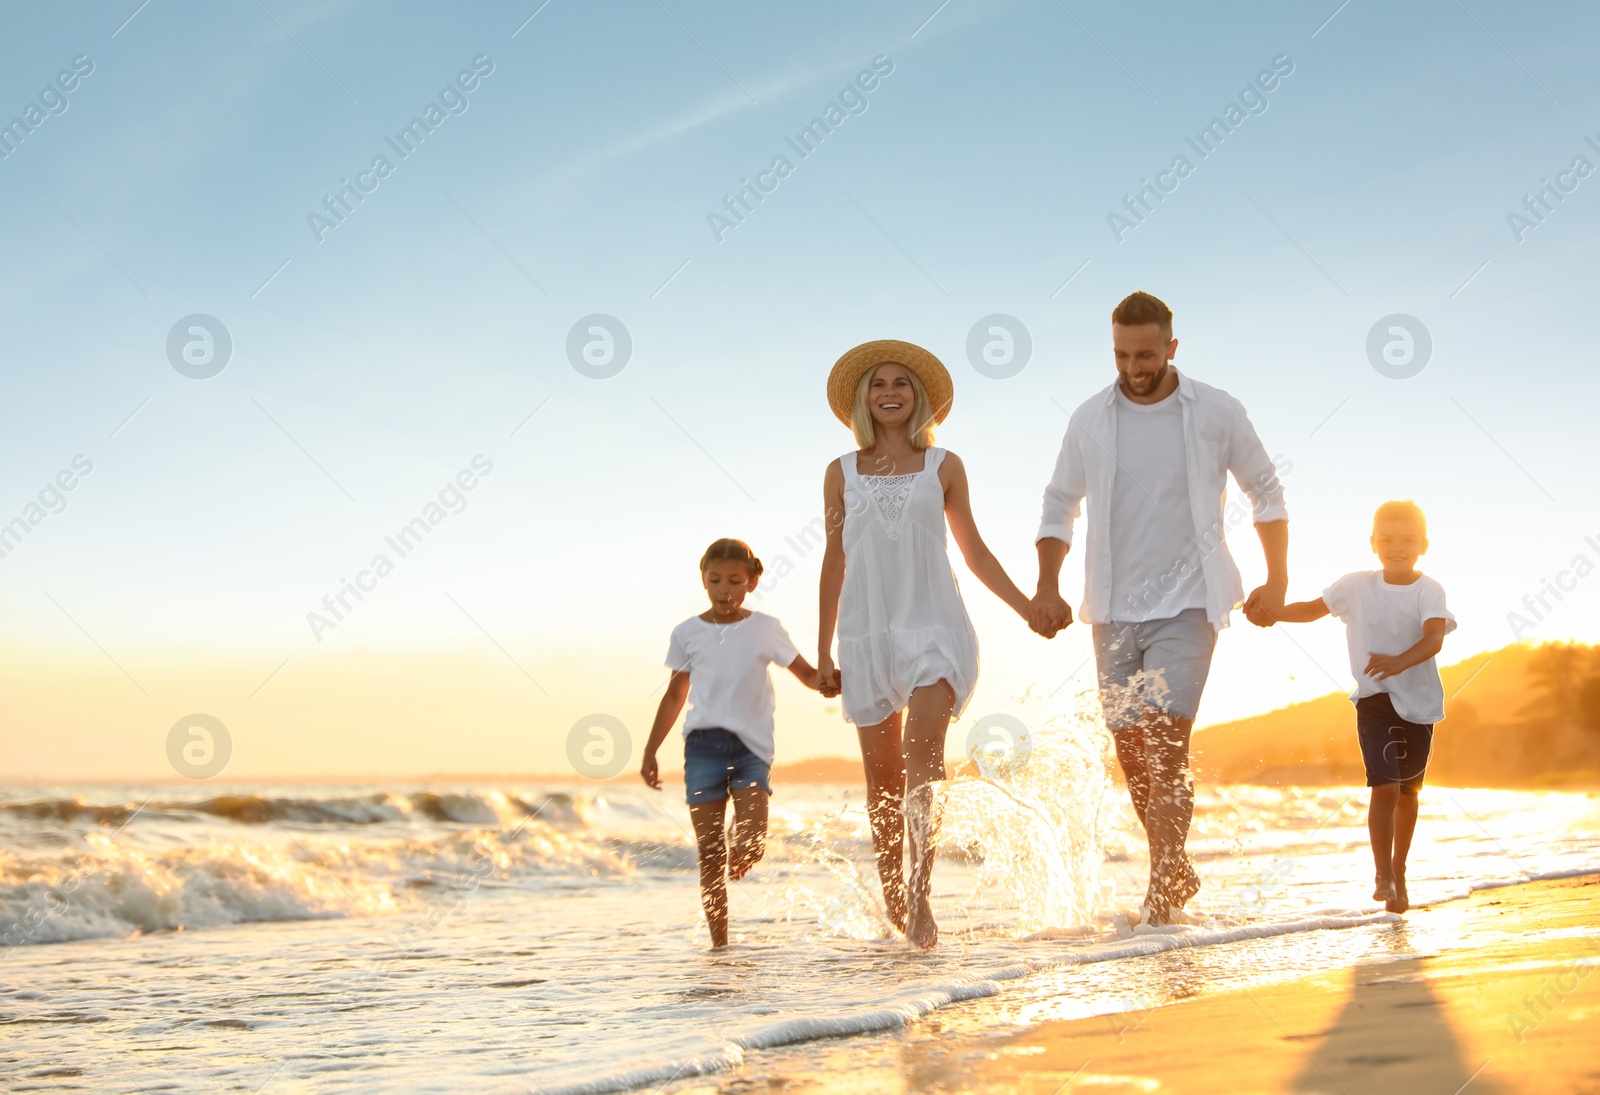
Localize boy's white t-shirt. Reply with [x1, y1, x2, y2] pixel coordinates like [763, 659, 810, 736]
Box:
[1322, 570, 1457, 725]
[664, 611, 801, 765]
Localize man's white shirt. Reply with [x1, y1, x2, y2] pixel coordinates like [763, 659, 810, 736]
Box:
[1037, 369, 1287, 629]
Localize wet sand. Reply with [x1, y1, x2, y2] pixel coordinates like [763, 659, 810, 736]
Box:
[670, 874, 1599, 1094]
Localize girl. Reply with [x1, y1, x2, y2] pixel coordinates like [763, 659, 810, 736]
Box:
[640, 538, 833, 947]
[816, 341, 1036, 948]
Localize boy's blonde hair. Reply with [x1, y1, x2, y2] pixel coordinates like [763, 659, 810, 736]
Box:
[1373, 499, 1426, 536]
[850, 364, 935, 451]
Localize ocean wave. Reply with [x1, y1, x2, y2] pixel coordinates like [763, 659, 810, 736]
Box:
[0, 790, 591, 830]
[0, 818, 690, 949]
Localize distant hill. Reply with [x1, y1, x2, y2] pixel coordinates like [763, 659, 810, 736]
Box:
[1192, 641, 1600, 788]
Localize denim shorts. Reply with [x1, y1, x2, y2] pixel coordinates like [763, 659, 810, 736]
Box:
[683, 728, 772, 805]
[1356, 693, 1433, 792]
[1091, 608, 1216, 730]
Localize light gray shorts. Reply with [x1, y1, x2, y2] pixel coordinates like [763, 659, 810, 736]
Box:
[1091, 608, 1216, 730]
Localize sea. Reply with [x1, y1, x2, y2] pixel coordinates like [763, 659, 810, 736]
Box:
[4, 704, 1598, 1093]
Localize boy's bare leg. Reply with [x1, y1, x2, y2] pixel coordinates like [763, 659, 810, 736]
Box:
[857, 713, 907, 932]
[1389, 789, 1419, 913]
[727, 786, 769, 881]
[1368, 784, 1399, 905]
[689, 800, 730, 947]
[903, 681, 955, 950]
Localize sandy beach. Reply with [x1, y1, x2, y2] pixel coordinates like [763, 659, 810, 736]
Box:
[696, 874, 1598, 1095]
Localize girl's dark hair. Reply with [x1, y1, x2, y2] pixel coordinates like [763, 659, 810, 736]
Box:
[700, 538, 763, 577]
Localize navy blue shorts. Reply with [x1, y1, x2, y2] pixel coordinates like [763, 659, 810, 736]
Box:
[1356, 693, 1433, 793]
[683, 728, 771, 805]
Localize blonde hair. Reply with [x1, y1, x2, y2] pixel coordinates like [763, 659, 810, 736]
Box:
[1373, 500, 1426, 537]
[850, 363, 935, 451]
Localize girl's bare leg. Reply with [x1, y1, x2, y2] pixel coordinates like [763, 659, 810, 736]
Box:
[857, 714, 907, 931]
[727, 786, 769, 881]
[903, 680, 955, 949]
[689, 801, 730, 947]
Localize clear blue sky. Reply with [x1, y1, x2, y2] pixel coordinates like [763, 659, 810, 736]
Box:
[2, 1, 1597, 777]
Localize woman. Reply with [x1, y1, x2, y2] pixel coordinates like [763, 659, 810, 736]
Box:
[816, 340, 1035, 948]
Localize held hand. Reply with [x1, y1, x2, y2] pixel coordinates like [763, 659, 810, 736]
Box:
[1028, 592, 1072, 638]
[1243, 584, 1285, 628]
[817, 654, 841, 699]
[640, 752, 662, 790]
[1365, 653, 1407, 681]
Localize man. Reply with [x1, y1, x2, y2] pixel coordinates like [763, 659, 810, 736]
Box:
[1031, 290, 1287, 924]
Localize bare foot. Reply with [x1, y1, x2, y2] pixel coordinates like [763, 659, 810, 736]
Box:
[727, 838, 764, 881]
[1373, 873, 1396, 903]
[1171, 854, 1201, 910]
[1387, 872, 1409, 914]
[905, 892, 938, 949]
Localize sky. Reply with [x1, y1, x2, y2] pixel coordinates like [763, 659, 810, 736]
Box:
[1, 0, 1597, 782]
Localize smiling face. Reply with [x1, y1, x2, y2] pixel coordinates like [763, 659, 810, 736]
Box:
[865, 363, 918, 429]
[1112, 322, 1178, 402]
[702, 559, 757, 617]
[1371, 518, 1427, 580]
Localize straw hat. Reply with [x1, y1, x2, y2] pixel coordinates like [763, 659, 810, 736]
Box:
[827, 340, 953, 429]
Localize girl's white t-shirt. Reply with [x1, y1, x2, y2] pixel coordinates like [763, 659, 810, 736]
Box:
[664, 611, 801, 764]
[1322, 570, 1457, 725]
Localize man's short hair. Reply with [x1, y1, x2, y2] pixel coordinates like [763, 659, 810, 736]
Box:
[1111, 291, 1173, 337]
[1373, 499, 1426, 536]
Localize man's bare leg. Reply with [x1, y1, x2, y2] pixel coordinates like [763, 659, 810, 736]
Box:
[857, 714, 907, 931]
[727, 786, 770, 881]
[1132, 709, 1198, 924]
[689, 800, 730, 947]
[903, 681, 955, 949]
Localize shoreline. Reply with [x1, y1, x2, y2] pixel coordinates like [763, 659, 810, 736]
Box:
[740, 873, 1600, 1095]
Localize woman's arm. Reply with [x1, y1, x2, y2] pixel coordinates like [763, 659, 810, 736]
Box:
[786, 654, 835, 695]
[817, 460, 847, 693]
[640, 671, 690, 789]
[941, 452, 1032, 619]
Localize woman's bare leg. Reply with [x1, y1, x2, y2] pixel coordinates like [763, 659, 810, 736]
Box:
[857, 713, 907, 931]
[903, 681, 955, 949]
[689, 800, 730, 947]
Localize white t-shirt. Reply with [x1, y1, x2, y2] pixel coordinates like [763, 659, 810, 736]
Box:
[1108, 388, 1208, 621]
[1322, 571, 1457, 724]
[664, 611, 801, 764]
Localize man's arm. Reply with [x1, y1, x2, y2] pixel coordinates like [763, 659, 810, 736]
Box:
[1033, 538, 1072, 636]
[1242, 519, 1289, 625]
[1226, 396, 1289, 627]
[1032, 419, 1085, 637]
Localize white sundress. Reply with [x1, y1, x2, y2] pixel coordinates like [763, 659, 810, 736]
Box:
[838, 447, 980, 727]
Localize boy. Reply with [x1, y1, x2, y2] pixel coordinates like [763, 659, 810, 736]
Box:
[1264, 501, 1455, 913]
